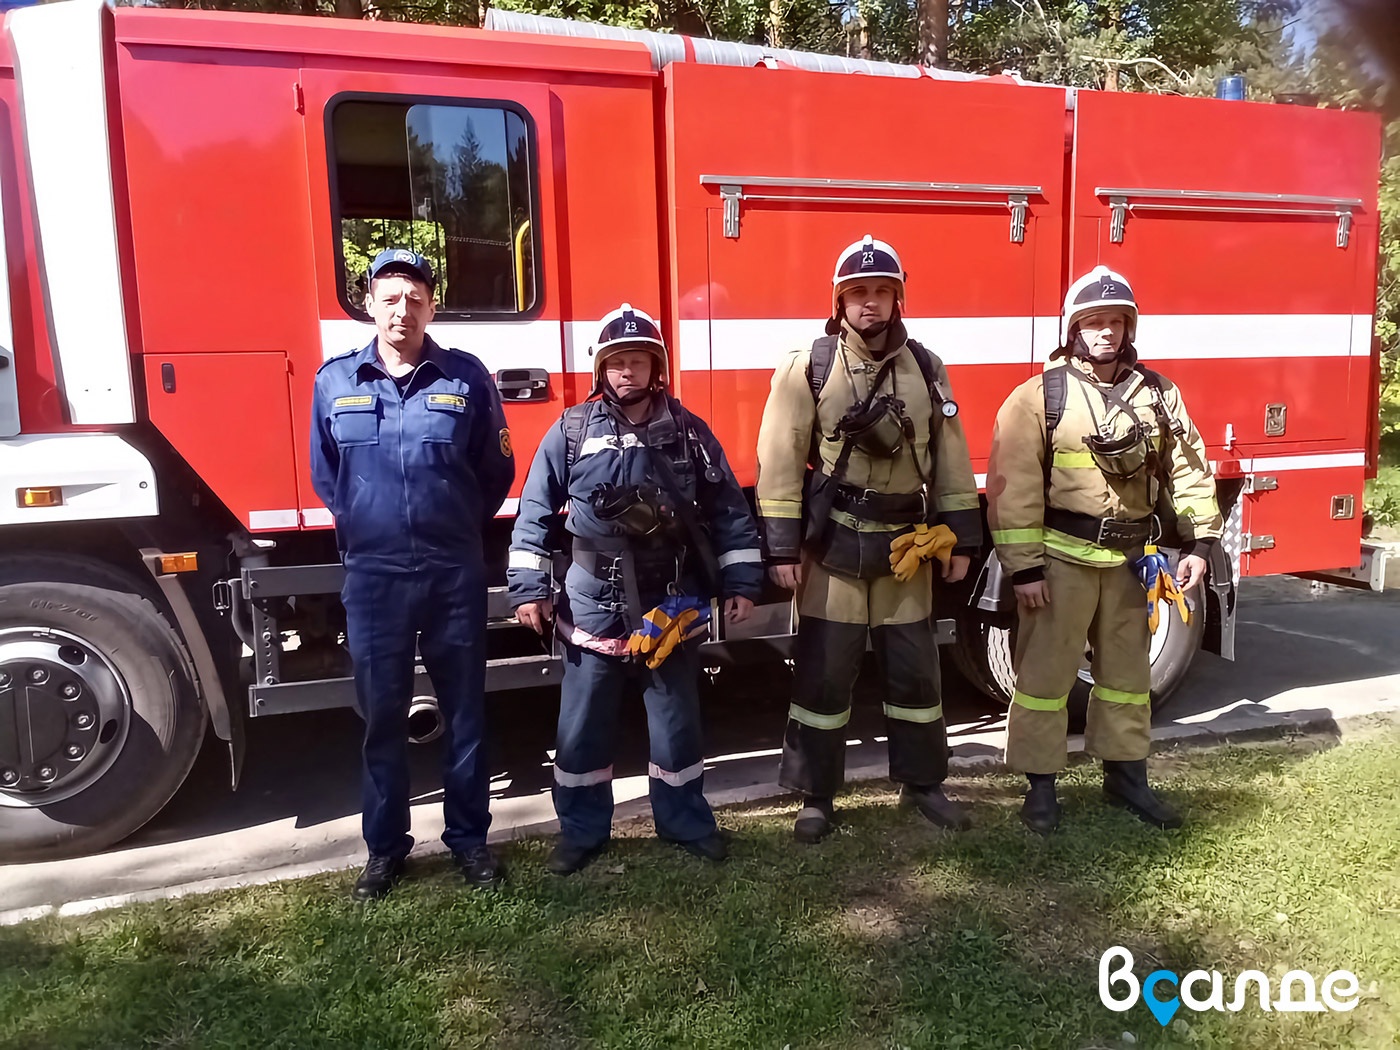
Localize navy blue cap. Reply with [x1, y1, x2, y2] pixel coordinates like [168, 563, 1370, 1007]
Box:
[367, 248, 436, 290]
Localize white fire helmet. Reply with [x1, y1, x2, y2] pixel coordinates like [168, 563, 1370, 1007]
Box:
[830, 235, 906, 321]
[591, 303, 669, 387]
[1061, 265, 1139, 345]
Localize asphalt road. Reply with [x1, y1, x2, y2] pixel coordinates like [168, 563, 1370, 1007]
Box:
[3, 576, 1399, 918]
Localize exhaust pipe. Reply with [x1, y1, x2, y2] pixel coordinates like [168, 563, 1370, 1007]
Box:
[407, 696, 445, 745]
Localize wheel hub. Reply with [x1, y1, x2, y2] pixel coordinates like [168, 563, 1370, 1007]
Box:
[0, 627, 131, 807]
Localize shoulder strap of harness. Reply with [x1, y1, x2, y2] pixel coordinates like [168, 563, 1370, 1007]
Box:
[562, 401, 593, 474]
[1041, 366, 1069, 488]
[806, 335, 838, 402]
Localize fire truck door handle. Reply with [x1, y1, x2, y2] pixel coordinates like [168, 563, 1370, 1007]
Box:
[161, 362, 176, 394]
[495, 368, 550, 402]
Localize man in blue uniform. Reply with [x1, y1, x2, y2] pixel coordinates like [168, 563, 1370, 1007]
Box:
[311, 249, 515, 901]
[508, 305, 763, 875]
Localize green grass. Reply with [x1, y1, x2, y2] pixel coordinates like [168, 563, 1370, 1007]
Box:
[2, 732, 1399, 1050]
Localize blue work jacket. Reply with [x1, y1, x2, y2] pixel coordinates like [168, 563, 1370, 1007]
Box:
[507, 394, 762, 648]
[310, 336, 514, 572]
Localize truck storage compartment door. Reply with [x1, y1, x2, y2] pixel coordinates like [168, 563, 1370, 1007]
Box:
[300, 69, 563, 522]
[1069, 92, 1381, 576]
[664, 62, 1067, 487]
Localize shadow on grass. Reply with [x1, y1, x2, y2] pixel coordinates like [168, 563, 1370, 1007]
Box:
[1, 738, 1394, 1050]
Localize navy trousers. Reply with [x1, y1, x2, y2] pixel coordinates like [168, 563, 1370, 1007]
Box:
[342, 565, 490, 860]
[553, 639, 716, 849]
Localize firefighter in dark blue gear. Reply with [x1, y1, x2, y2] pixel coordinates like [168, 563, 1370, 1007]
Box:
[310, 249, 515, 902]
[508, 305, 763, 876]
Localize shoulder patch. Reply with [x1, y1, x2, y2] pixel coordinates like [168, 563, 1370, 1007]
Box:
[500, 428, 513, 458]
[427, 393, 467, 408]
[333, 395, 374, 408]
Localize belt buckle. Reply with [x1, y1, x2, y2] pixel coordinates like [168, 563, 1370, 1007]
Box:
[1095, 518, 1138, 550]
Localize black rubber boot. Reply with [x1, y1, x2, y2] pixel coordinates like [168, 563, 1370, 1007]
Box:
[677, 832, 729, 862]
[352, 855, 405, 902]
[545, 839, 606, 876]
[899, 784, 972, 831]
[793, 797, 835, 843]
[1019, 773, 1062, 836]
[452, 845, 506, 888]
[1102, 759, 1183, 829]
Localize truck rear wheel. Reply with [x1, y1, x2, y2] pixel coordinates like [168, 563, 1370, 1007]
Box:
[0, 556, 206, 862]
[952, 581, 1206, 725]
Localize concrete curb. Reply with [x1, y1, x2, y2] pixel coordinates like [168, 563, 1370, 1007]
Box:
[3, 704, 1395, 928]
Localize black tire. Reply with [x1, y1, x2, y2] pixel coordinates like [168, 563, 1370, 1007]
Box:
[954, 581, 1207, 726]
[0, 555, 206, 862]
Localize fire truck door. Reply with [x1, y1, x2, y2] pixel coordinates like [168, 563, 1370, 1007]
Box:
[1070, 91, 1382, 575]
[299, 70, 564, 518]
[665, 64, 1067, 487]
[0, 112, 17, 438]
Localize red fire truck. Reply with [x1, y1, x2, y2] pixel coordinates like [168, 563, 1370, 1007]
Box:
[0, 0, 1382, 860]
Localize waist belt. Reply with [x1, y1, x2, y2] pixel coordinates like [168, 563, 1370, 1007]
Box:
[573, 537, 684, 579]
[1044, 507, 1152, 552]
[830, 484, 928, 525]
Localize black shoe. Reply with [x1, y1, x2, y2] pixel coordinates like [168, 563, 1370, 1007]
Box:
[900, 784, 973, 831]
[793, 797, 835, 844]
[678, 832, 729, 862]
[1020, 773, 1062, 836]
[545, 839, 606, 876]
[1102, 760, 1183, 829]
[352, 855, 405, 902]
[452, 845, 505, 888]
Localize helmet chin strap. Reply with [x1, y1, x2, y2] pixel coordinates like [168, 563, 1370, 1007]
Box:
[1071, 329, 1122, 362]
[851, 303, 900, 341]
[601, 378, 653, 407]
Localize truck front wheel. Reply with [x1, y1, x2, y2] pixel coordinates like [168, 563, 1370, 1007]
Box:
[0, 556, 206, 862]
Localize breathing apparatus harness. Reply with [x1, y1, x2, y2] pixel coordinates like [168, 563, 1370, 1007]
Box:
[1042, 356, 1185, 551]
[802, 334, 958, 541]
[561, 397, 723, 630]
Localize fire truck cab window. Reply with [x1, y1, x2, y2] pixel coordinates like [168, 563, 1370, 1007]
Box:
[332, 98, 537, 317]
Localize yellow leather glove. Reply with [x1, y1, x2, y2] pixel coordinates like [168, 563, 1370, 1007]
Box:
[1146, 568, 1190, 633]
[888, 524, 958, 583]
[645, 607, 704, 669]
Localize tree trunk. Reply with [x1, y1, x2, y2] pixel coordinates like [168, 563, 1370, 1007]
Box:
[334, 0, 363, 18]
[768, 0, 782, 49]
[917, 0, 949, 67]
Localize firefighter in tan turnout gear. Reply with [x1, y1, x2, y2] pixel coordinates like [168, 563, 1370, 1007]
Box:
[756, 236, 983, 843]
[986, 265, 1223, 835]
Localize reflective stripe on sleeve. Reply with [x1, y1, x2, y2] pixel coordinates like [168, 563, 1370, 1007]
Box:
[787, 703, 851, 731]
[554, 764, 614, 788]
[757, 499, 802, 519]
[1012, 690, 1068, 711]
[1090, 686, 1151, 706]
[647, 759, 706, 787]
[508, 550, 550, 571]
[717, 548, 763, 568]
[882, 702, 944, 724]
[1052, 450, 1098, 468]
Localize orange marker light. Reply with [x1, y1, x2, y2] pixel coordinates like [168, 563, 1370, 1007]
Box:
[159, 553, 199, 574]
[18, 487, 62, 508]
